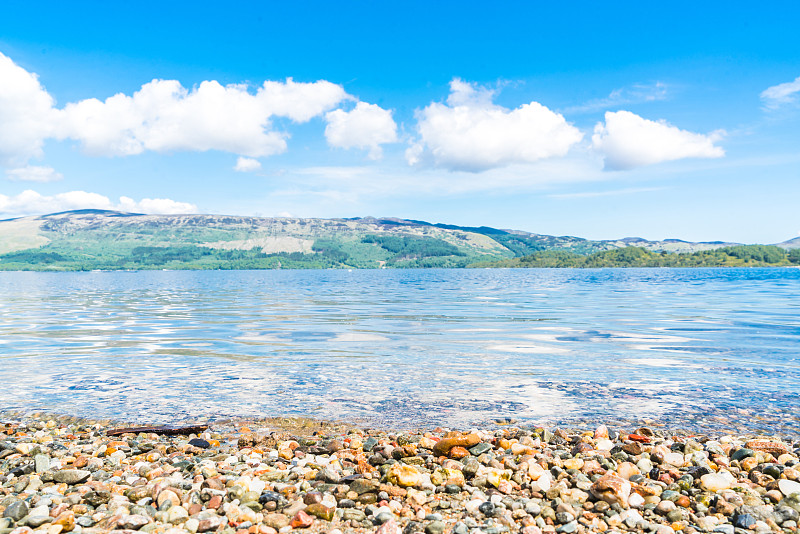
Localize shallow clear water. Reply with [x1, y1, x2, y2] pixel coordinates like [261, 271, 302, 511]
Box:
[1, 268, 799, 432]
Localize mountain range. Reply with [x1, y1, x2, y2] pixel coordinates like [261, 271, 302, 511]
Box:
[0, 210, 797, 270]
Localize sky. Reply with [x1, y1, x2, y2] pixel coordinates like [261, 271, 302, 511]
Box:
[0, 1, 798, 243]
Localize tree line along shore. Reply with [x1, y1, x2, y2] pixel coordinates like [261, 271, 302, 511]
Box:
[0, 243, 798, 272]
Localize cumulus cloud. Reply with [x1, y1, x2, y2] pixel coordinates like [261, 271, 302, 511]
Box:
[591, 111, 724, 170]
[0, 53, 59, 167]
[234, 157, 262, 172]
[0, 190, 198, 217]
[0, 51, 351, 169]
[58, 78, 348, 158]
[407, 78, 583, 172]
[5, 165, 63, 182]
[117, 196, 198, 214]
[761, 76, 800, 110]
[324, 102, 398, 159]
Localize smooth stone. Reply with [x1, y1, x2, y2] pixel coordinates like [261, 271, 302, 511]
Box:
[713, 525, 734, 534]
[376, 519, 402, 534]
[264, 513, 290, 529]
[26, 515, 53, 528]
[167, 505, 189, 523]
[349, 478, 379, 494]
[290, 510, 314, 529]
[83, 490, 111, 507]
[386, 464, 421, 487]
[733, 514, 757, 529]
[362, 437, 379, 452]
[197, 516, 224, 533]
[75, 516, 95, 528]
[469, 443, 492, 456]
[590, 473, 631, 508]
[119, 514, 150, 530]
[732, 448, 755, 461]
[700, 473, 733, 492]
[779, 480, 800, 497]
[319, 466, 341, 484]
[53, 469, 90, 485]
[433, 434, 481, 457]
[425, 520, 446, 534]
[34, 454, 50, 473]
[374, 511, 395, 525]
[342, 509, 366, 522]
[2, 501, 28, 522]
[479, 502, 495, 516]
[555, 521, 578, 534]
[188, 438, 210, 449]
[305, 503, 335, 521]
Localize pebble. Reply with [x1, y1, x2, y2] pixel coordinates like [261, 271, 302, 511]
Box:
[0, 415, 796, 534]
[52, 469, 90, 485]
[2, 501, 28, 522]
[779, 479, 800, 496]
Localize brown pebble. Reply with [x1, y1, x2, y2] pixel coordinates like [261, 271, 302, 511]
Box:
[432, 433, 481, 457]
[290, 510, 314, 529]
[449, 446, 470, 459]
[303, 492, 323, 505]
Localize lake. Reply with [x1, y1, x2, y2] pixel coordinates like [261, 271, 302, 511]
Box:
[1, 268, 798, 433]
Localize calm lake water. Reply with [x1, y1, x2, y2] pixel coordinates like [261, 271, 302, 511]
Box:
[1, 268, 799, 433]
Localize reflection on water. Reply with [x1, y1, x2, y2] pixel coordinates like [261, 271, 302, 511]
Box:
[1, 268, 799, 432]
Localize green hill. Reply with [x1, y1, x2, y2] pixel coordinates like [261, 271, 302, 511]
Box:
[0, 210, 795, 270]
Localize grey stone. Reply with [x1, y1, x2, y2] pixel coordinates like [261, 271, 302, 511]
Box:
[119, 514, 150, 530]
[53, 469, 91, 484]
[425, 520, 446, 534]
[34, 454, 50, 473]
[26, 515, 53, 528]
[76, 516, 96, 527]
[469, 443, 492, 456]
[2, 500, 28, 522]
[342, 509, 366, 522]
[318, 466, 340, 484]
[349, 478, 379, 494]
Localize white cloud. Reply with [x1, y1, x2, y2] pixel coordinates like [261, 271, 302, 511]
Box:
[407, 78, 583, 172]
[5, 165, 63, 182]
[58, 78, 348, 158]
[0, 190, 198, 217]
[0, 51, 351, 168]
[234, 157, 262, 172]
[117, 196, 198, 214]
[760, 76, 800, 110]
[591, 111, 724, 170]
[0, 53, 59, 167]
[324, 102, 398, 159]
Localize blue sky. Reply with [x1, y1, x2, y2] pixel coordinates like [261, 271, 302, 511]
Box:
[0, 1, 798, 243]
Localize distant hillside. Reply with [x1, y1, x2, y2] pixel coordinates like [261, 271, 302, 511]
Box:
[776, 236, 800, 250]
[0, 210, 794, 270]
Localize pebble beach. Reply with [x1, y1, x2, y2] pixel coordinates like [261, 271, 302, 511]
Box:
[2, 415, 800, 534]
